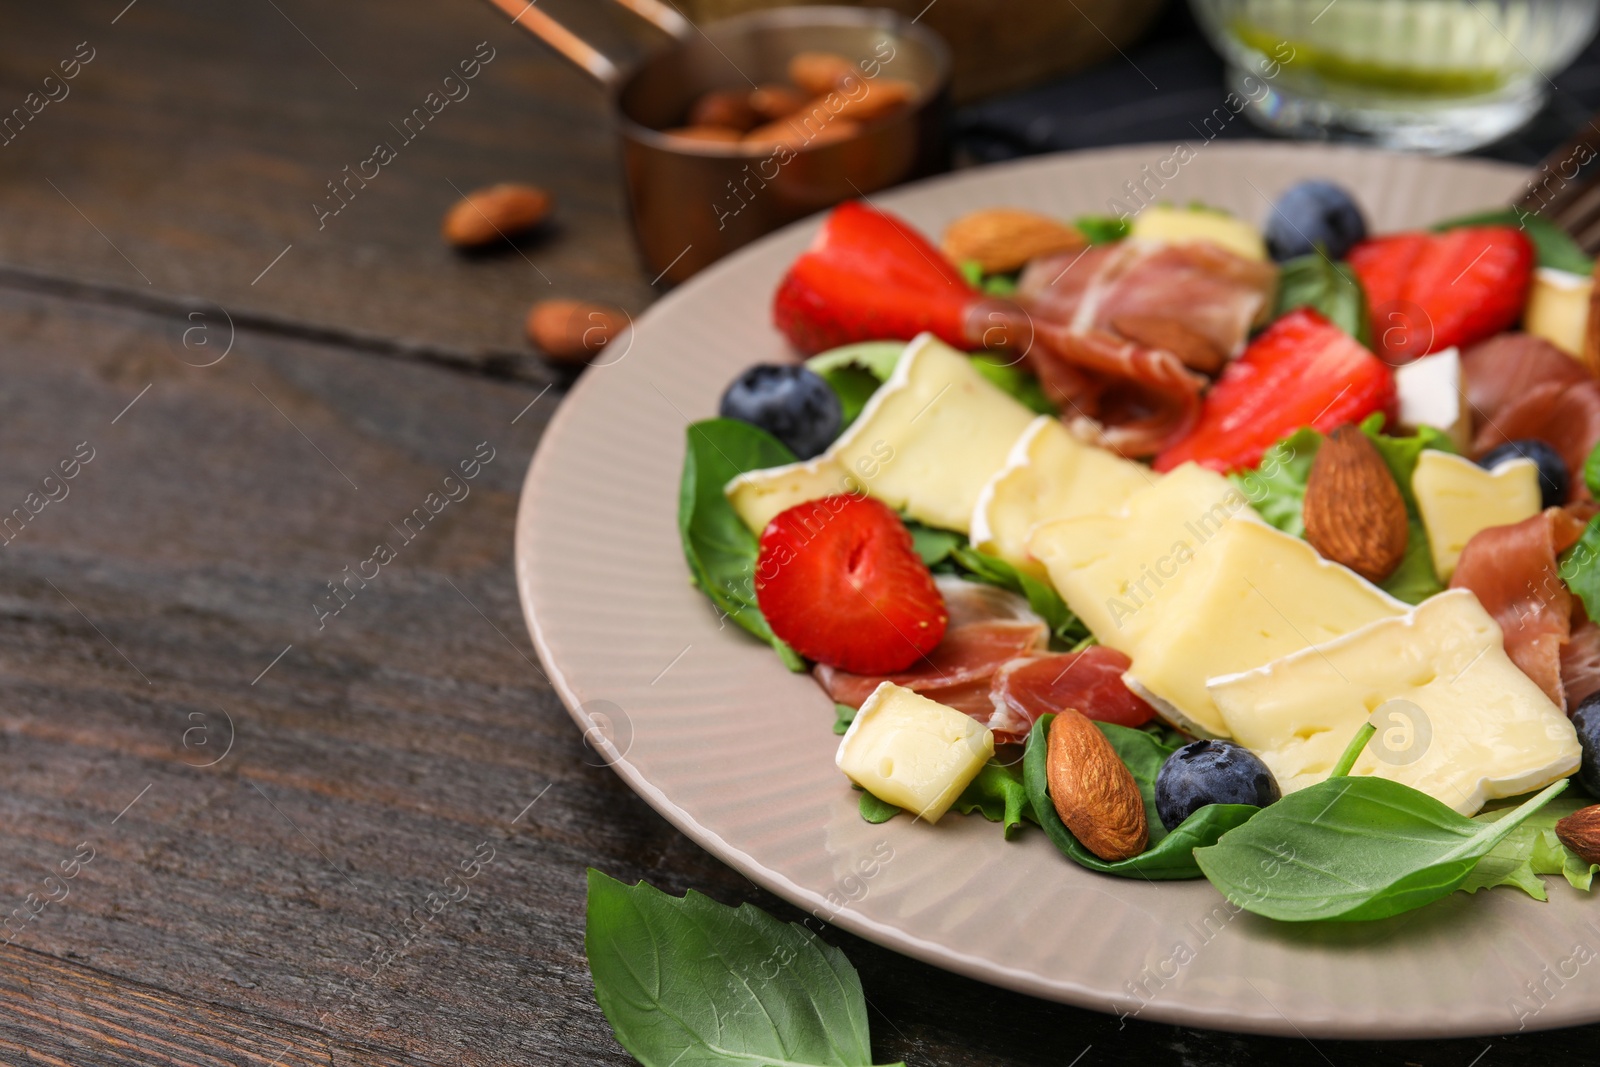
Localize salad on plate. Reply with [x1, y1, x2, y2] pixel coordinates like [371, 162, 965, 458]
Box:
[677, 178, 1600, 923]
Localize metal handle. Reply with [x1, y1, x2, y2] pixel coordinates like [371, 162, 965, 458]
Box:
[478, 0, 690, 88]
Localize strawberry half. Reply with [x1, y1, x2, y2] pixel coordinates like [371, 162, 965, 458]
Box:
[773, 202, 988, 355]
[755, 494, 947, 674]
[1347, 225, 1533, 363]
[1154, 307, 1396, 473]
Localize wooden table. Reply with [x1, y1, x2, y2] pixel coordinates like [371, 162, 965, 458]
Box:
[3, 2, 1597, 1064]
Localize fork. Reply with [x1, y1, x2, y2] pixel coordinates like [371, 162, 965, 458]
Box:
[1517, 122, 1600, 254]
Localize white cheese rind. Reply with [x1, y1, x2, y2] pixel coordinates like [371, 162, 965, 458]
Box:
[1209, 589, 1580, 815]
[725, 456, 862, 534]
[1393, 348, 1468, 450]
[835, 682, 994, 822]
[828, 334, 1036, 532]
[970, 416, 1155, 574]
[1027, 463, 1257, 657]
[1123, 520, 1407, 738]
[1412, 450, 1542, 581]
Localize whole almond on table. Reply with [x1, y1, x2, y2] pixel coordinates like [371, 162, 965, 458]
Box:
[687, 88, 758, 132]
[788, 51, 855, 96]
[1047, 708, 1148, 862]
[1557, 805, 1600, 865]
[1301, 424, 1409, 583]
[442, 183, 551, 248]
[941, 208, 1088, 275]
[749, 83, 807, 121]
[526, 299, 628, 364]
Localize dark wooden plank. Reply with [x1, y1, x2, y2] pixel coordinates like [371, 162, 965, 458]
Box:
[0, 0, 660, 365]
[0, 284, 1597, 1065]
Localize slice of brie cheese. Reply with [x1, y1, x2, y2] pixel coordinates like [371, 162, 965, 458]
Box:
[1393, 348, 1468, 450]
[1128, 205, 1268, 261]
[970, 416, 1155, 575]
[1209, 589, 1580, 815]
[1412, 450, 1542, 581]
[828, 334, 1036, 533]
[1124, 520, 1407, 738]
[725, 455, 862, 534]
[1027, 463, 1256, 656]
[836, 681, 994, 823]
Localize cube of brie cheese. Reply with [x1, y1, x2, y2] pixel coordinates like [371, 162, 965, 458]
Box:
[828, 334, 1036, 533]
[1128, 205, 1268, 261]
[1412, 450, 1542, 581]
[1028, 463, 1258, 657]
[970, 416, 1155, 575]
[725, 455, 861, 534]
[1393, 348, 1468, 450]
[1208, 589, 1580, 815]
[1124, 520, 1406, 738]
[836, 682, 994, 823]
[1524, 266, 1592, 359]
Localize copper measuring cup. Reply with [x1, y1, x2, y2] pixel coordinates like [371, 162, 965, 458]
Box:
[479, 0, 952, 285]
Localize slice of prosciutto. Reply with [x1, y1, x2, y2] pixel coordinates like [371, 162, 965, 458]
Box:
[1461, 333, 1600, 502]
[1450, 507, 1589, 707]
[1015, 240, 1276, 457]
[816, 578, 1048, 720]
[1562, 619, 1600, 711]
[986, 647, 1159, 743]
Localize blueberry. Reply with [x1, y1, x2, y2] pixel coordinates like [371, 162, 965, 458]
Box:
[1154, 740, 1281, 831]
[1480, 439, 1569, 509]
[1265, 180, 1368, 262]
[719, 364, 842, 460]
[1572, 696, 1600, 797]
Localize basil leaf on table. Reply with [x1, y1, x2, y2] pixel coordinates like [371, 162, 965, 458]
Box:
[586, 871, 903, 1067]
[1459, 795, 1600, 900]
[1022, 714, 1259, 879]
[679, 419, 804, 670]
[1194, 775, 1569, 922]
[950, 546, 1089, 645]
[1272, 253, 1371, 345]
[1433, 207, 1595, 275]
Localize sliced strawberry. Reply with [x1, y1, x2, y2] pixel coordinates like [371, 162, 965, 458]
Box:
[756, 495, 947, 674]
[1154, 308, 1396, 473]
[1347, 226, 1533, 363]
[773, 202, 988, 355]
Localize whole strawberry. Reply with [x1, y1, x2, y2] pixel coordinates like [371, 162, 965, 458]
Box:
[755, 495, 947, 673]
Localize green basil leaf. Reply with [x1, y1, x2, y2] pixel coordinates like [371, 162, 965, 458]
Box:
[679, 419, 804, 670]
[1559, 516, 1600, 623]
[1194, 777, 1568, 922]
[1586, 438, 1600, 498]
[950, 546, 1089, 645]
[586, 871, 902, 1067]
[1272, 253, 1371, 345]
[1433, 208, 1595, 275]
[858, 790, 900, 824]
[1075, 215, 1131, 245]
[903, 520, 965, 567]
[951, 759, 1036, 839]
[1022, 714, 1259, 879]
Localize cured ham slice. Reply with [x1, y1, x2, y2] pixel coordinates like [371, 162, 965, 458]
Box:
[1461, 333, 1600, 502]
[816, 579, 1048, 719]
[1562, 619, 1600, 711]
[1015, 240, 1275, 458]
[1027, 325, 1208, 458]
[986, 647, 1159, 742]
[1450, 507, 1588, 707]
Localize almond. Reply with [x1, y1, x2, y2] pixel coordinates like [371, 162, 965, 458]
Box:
[748, 83, 807, 121]
[1302, 424, 1409, 583]
[1557, 805, 1600, 865]
[1046, 708, 1148, 861]
[1112, 314, 1227, 374]
[788, 51, 855, 96]
[941, 209, 1088, 275]
[687, 89, 758, 132]
[526, 299, 627, 363]
[442, 183, 551, 248]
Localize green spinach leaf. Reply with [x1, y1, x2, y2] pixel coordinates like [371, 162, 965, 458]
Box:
[971, 354, 1056, 415]
[1023, 715, 1259, 879]
[903, 520, 965, 567]
[586, 871, 902, 1067]
[1433, 208, 1595, 275]
[1272, 253, 1371, 345]
[1194, 775, 1568, 922]
[951, 546, 1089, 645]
[1075, 215, 1131, 245]
[679, 419, 804, 670]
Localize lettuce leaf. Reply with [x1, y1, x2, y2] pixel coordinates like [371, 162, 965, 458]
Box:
[1459, 795, 1599, 899]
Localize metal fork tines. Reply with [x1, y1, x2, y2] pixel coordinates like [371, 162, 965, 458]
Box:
[1518, 121, 1600, 256]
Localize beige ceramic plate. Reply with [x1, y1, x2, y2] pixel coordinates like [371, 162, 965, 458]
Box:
[515, 144, 1583, 1038]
